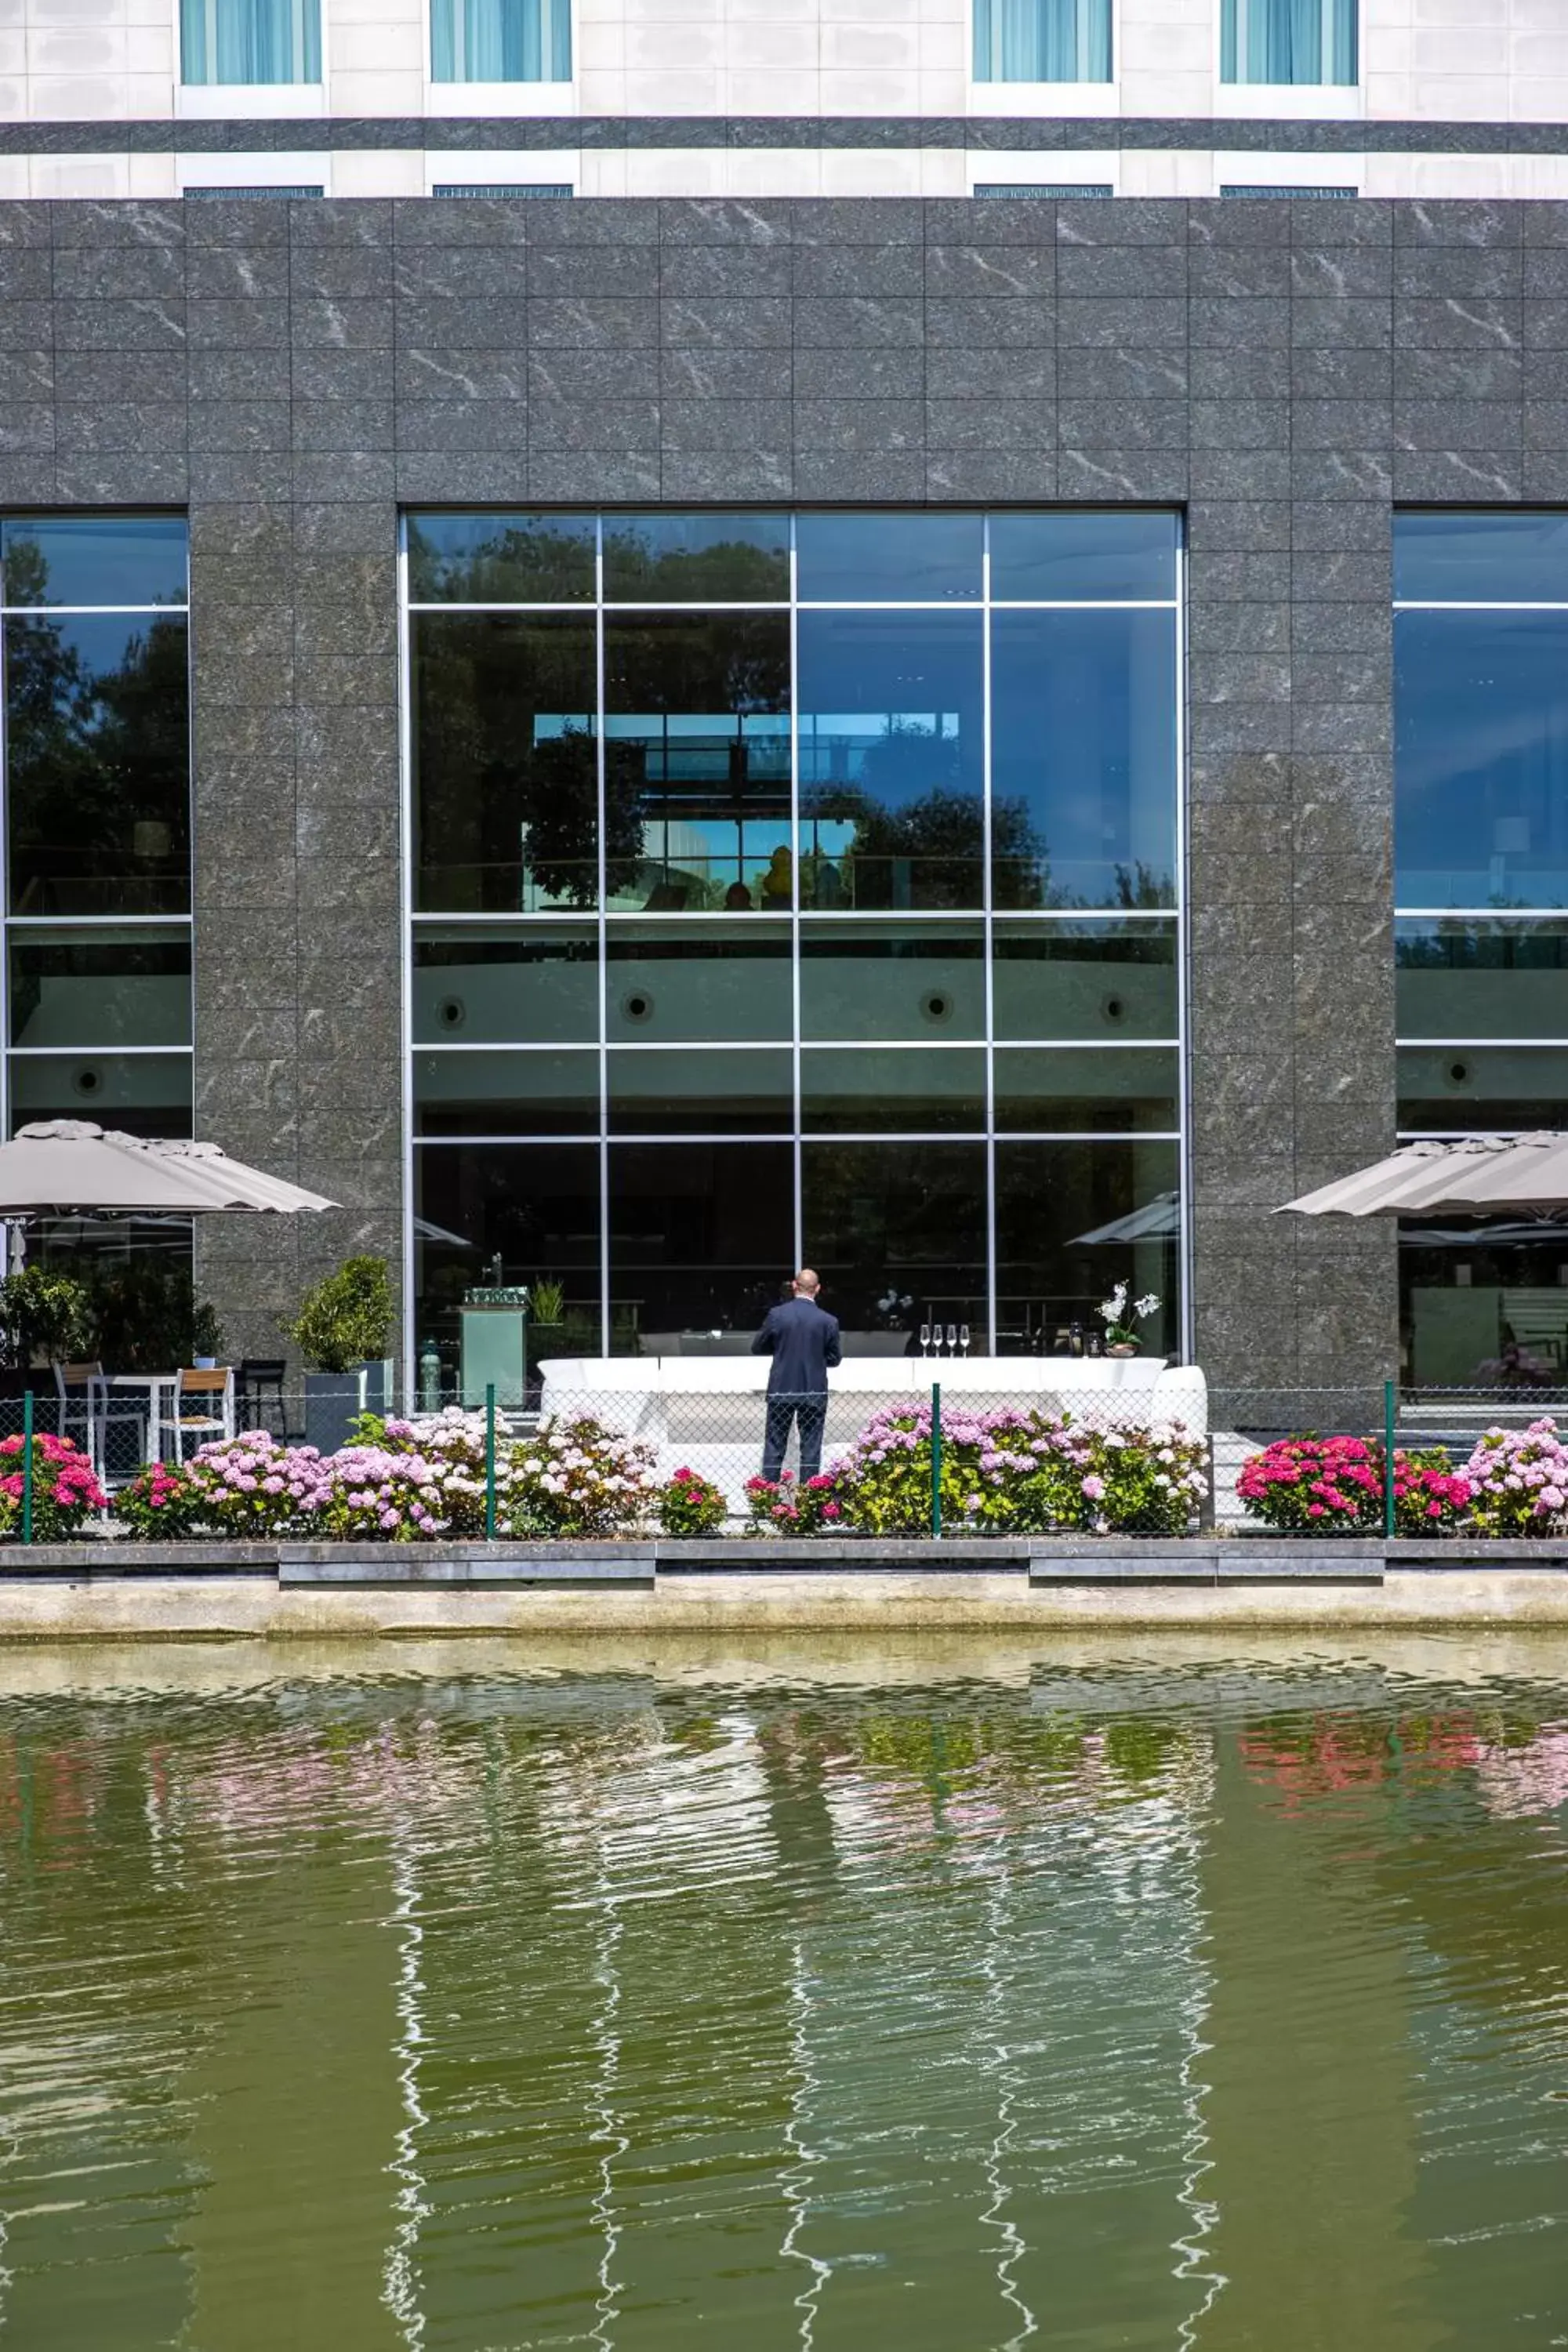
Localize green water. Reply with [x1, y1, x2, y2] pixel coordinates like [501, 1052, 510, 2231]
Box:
[3, 1639, 1568, 2352]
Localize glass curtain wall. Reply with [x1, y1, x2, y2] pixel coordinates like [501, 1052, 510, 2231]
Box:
[406, 510, 1183, 1374]
[1394, 512, 1568, 1385]
[0, 515, 194, 1292]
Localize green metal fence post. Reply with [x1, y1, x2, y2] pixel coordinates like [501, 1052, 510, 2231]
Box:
[1383, 1377, 1396, 1541]
[931, 1381, 942, 1541]
[21, 1388, 33, 1548]
[485, 1381, 497, 1541]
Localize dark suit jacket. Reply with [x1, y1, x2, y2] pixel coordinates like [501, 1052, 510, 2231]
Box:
[751, 1296, 843, 1396]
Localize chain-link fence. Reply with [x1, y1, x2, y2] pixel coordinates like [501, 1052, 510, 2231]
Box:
[0, 1368, 1566, 1544]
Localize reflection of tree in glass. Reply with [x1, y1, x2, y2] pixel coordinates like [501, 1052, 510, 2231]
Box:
[5, 537, 190, 915]
[805, 775, 1048, 910]
[601, 528, 788, 603]
[409, 517, 596, 604]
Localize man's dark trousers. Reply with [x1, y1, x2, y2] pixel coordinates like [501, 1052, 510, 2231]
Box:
[762, 1396, 828, 1483]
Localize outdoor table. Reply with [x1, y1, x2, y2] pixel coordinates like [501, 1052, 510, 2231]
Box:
[103, 1374, 177, 1470]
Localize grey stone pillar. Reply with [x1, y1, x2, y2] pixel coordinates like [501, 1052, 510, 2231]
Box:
[189, 198, 402, 1376]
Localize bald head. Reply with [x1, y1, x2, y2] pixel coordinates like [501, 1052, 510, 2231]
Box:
[794, 1268, 821, 1297]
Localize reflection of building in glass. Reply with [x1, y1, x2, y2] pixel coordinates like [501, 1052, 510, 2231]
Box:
[1395, 515, 1568, 1385]
[407, 509, 1184, 1366]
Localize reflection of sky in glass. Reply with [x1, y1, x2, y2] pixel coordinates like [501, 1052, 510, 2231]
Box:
[1396, 612, 1568, 906]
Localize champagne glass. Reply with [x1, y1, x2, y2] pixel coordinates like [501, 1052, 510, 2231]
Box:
[919, 1320, 932, 1357]
[959, 1322, 971, 1357]
[945, 1322, 958, 1354]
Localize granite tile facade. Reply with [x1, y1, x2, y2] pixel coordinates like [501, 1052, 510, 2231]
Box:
[2, 191, 1551, 1385]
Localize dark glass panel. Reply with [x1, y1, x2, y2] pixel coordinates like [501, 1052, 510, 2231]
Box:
[1393, 510, 1568, 605]
[803, 1140, 987, 1351]
[608, 1142, 794, 1351]
[990, 608, 1178, 911]
[413, 1049, 599, 1136]
[415, 1142, 602, 1367]
[994, 1140, 1179, 1356]
[1402, 1223, 1568, 1387]
[406, 512, 597, 604]
[9, 925, 190, 1049]
[412, 612, 597, 913]
[795, 512, 982, 603]
[797, 611, 984, 912]
[800, 1047, 985, 1133]
[605, 922, 792, 1043]
[602, 614, 790, 913]
[798, 923, 985, 1042]
[602, 514, 789, 603]
[0, 516, 187, 610]
[1396, 918, 1568, 1040]
[989, 511, 1178, 603]
[607, 1047, 793, 1134]
[6, 614, 191, 916]
[9, 1050, 191, 1138]
[1396, 612, 1568, 907]
[993, 1047, 1179, 1132]
[992, 918, 1179, 1040]
[1398, 1045, 1568, 1133]
[412, 926, 598, 1045]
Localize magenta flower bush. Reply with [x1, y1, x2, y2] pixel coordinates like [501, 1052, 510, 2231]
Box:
[745, 1469, 846, 1535]
[0, 1432, 107, 1541]
[1462, 1419, 1568, 1536]
[1236, 1434, 1472, 1537]
[658, 1465, 729, 1537]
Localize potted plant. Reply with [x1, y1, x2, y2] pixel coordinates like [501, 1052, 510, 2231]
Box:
[285, 1255, 395, 1453]
[0, 1266, 94, 1393]
[1097, 1282, 1161, 1358]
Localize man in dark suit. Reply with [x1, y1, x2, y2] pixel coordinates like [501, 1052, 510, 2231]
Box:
[752, 1269, 842, 1483]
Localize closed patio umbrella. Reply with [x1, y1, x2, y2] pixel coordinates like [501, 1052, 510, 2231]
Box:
[0, 1122, 337, 1219]
[1279, 1134, 1568, 1219]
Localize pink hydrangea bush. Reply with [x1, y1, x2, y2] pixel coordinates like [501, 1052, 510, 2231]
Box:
[657, 1465, 729, 1537]
[118, 1429, 333, 1539]
[379, 1408, 491, 1535]
[1236, 1434, 1472, 1537]
[1462, 1419, 1568, 1537]
[0, 1431, 107, 1541]
[505, 1414, 657, 1538]
[321, 1443, 452, 1541]
[744, 1469, 846, 1536]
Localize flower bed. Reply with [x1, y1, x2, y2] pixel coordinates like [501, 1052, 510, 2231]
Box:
[0, 1432, 107, 1541]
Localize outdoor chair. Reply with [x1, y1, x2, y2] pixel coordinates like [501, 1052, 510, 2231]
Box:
[158, 1367, 236, 1463]
[236, 1358, 288, 1439]
[52, 1360, 107, 1480]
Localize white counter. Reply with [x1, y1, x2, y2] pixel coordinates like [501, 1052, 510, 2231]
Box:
[536, 1356, 1208, 1510]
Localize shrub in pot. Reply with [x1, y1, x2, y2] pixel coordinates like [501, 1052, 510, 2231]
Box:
[285, 1256, 395, 1453]
[0, 1267, 93, 1372]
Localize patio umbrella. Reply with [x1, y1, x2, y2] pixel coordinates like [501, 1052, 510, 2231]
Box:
[0, 1122, 337, 1219]
[1279, 1134, 1568, 1219]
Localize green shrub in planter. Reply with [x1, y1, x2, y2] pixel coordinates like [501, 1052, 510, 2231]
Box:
[285, 1256, 394, 1374]
[0, 1267, 93, 1368]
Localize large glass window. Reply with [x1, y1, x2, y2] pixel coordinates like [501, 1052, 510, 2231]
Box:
[406, 510, 1185, 1374]
[430, 0, 571, 80]
[1221, 0, 1356, 84]
[180, 0, 321, 82]
[972, 0, 1111, 80]
[1394, 512, 1568, 1383]
[1, 517, 192, 1148]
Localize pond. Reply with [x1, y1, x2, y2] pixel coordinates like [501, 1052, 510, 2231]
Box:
[2, 1635, 1567, 2351]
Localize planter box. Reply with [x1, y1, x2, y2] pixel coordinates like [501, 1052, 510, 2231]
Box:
[303, 1359, 394, 1455]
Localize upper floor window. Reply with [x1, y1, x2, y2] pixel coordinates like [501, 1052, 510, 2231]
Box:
[972, 0, 1110, 82]
[180, 0, 321, 83]
[1221, 0, 1356, 85]
[431, 0, 572, 81]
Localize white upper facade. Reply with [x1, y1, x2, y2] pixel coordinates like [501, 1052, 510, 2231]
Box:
[5, 0, 1568, 201]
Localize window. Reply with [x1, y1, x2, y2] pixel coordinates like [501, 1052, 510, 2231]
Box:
[183, 184, 324, 199]
[972, 0, 1110, 82]
[405, 510, 1184, 1376]
[975, 183, 1114, 198]
[1219, 185, 1356, 198]
[180, 0, 321, 84]
[431, 183, 573, 198]
[430, 0, 571, 82]
[1221, 0, 1356, 85]
[1395, 512, 1568, 1383]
